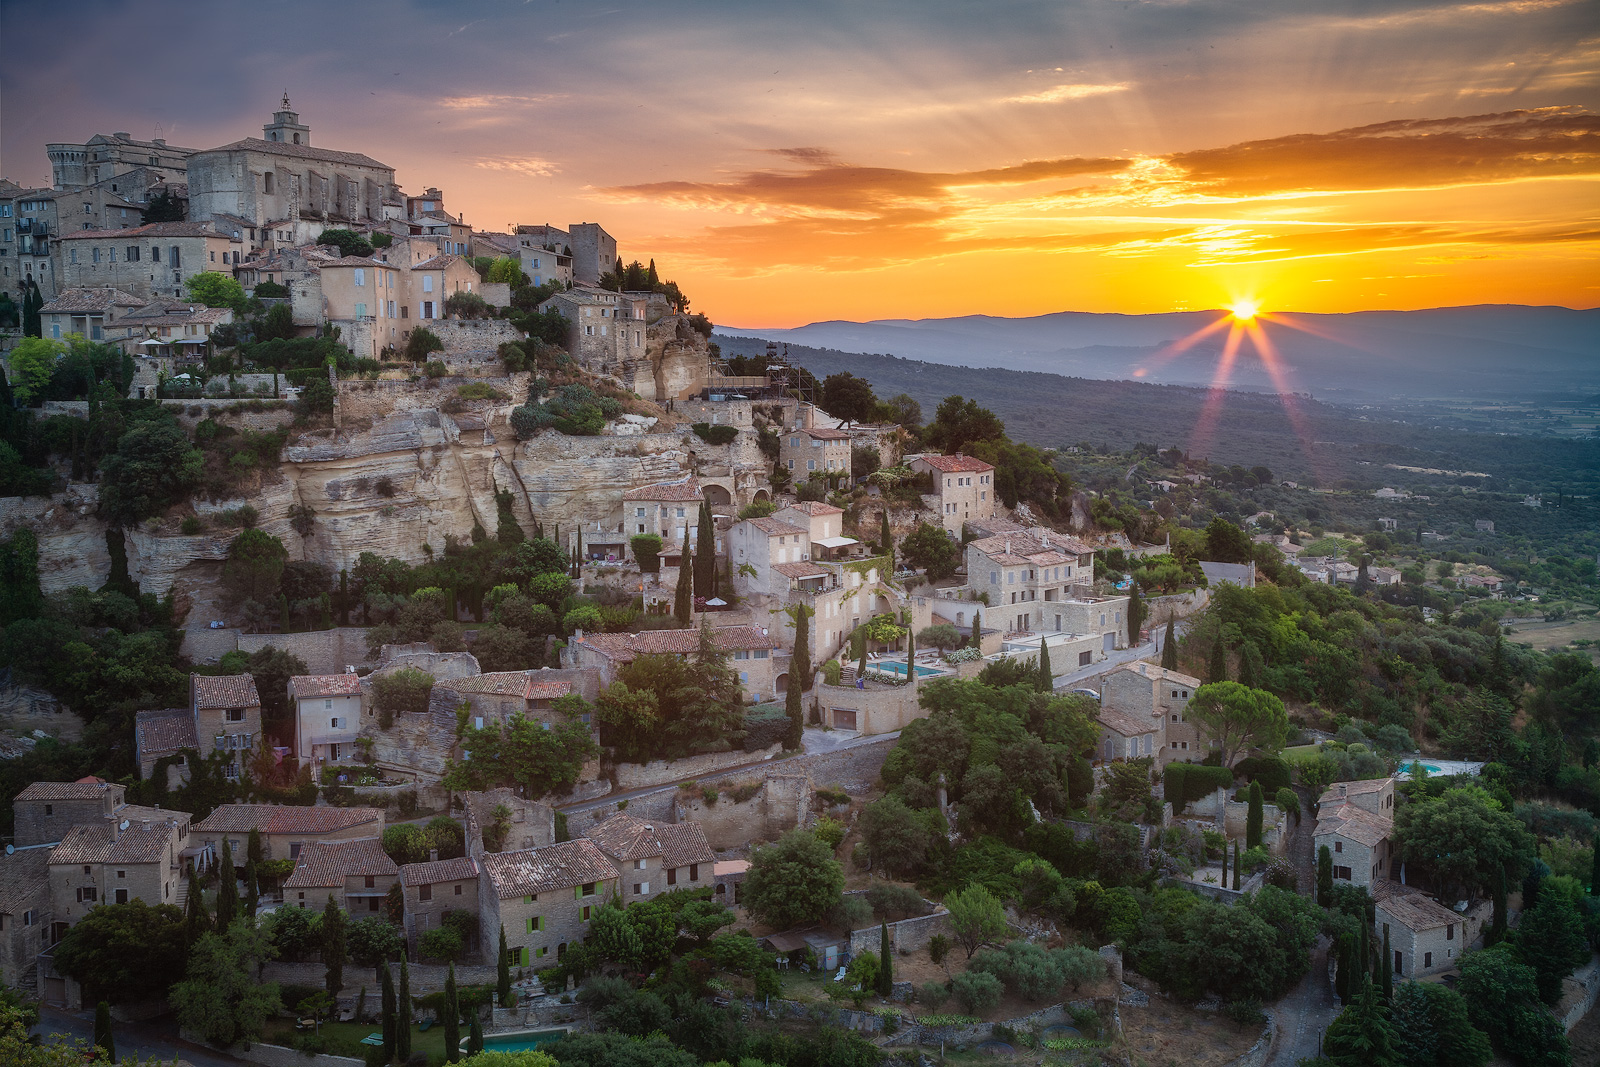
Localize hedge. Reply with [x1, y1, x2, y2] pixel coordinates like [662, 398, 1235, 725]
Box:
[742, 705, 790, 751]
[1164, 762, 1236, 813]
[1234, 756, 1292, 795]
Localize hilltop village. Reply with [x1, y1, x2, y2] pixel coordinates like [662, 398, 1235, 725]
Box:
[0, 102, 1595, 1067]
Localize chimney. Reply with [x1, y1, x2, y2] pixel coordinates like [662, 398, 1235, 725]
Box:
[429, 849, 439, 862]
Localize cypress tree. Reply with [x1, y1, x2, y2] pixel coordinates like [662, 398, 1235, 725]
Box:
[397, 961, 413, 1061]
[1126, 582, 1143, 647]
[381, 965, 396, 1062]
[444, 962, 461, 1063]
[1323, 974, 1396, 1065]
[1590, 839, 1599, 896]
[880, 510, 893, 568]
[1209, 636, 1227, 683]
[184, 871, 209, 947]
[1380, 925, 1393, 1002]
[323, 895, 347, 995]
[784, 664, 805, 749]
[857, 628, 869, 681]
[94, 1000, 116, 1063]
[1488, 866, 1508, 945]
[497, 926, 512, 1006]
[244, 858, 259, 919]
[1246, 781, 1264, 849]
[1220, 836, 1228, 886]
[971, 609, 982, 649]
[793, 604, 812, 692]
[1161, 617, 1177, 670]
[876, 922, 894, 997]
[1036, 638, 1052, 692]
[694, 501, 715, 599]
[468, 1007, 484, 1054]
[339, 569, 350, 625]
[905, 626, 916, 687]
[1335, 933, 1351, 1002]
[247, 827, 264, 866]
[1318, 845, 1334, 907]
[673, 529, 692, 626]
[215, 838, 238, 933]
[1231, 840, 1240, 890]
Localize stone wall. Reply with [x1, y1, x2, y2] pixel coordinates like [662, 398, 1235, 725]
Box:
[613, 743, 782, 792]
[1561, 953, 1600, 1032]
[237, 628, 378, 675]
[199, 1040, 361, 1067]
[432, 318, 523, 356]
[672, 773, 811, 849]
[846, 906, 950, 957]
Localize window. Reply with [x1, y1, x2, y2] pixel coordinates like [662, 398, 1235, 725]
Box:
[355, 303, 366, 318]
[633, 882, 650, 895]
[1424, 952, 1432, 969]
[578, 882, 596, 897]
[264, 172, 275, 194]
[454, 883, 462, 895]
[365, 875, 376, 889]
[1446, 924, 1454, 940]
[115, 889, 128, 904]
[527, 916, 543, 932]
[667, 868, 678, 886]
[117, 869, 125, 879]
[226, 707, 245, 723]
[580, 905, 592, 921]
[151, 246, 160, 263]
[128, 245, 138, 262]
[76, 887, 98, 903]
[44, 805, 52, 816]
[423, 275, 433, 293]
[1334, 865, 1352, 880]
[354, 269, 365, 287]
[290, 842, 302, 859]
[689, 864, 700, 882]
[170, 246, 180, 267]
[1334, 841, 1342, 853]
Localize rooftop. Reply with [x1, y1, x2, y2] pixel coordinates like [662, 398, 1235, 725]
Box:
[15, 781, 116, 803]
[916, 453, 996, 473]
[56, 222, 237, 242]
[448, 672, 574, 702]
[779, 501, 844, 517]
[134, 708, 199, 759]
[192, 674, 261, 709]
[577, 625, 780, 662]
[744, 517, 808, 538]
[483, 839, 620, 898]
[1318, 778, 1394, 806]
[48, 822, 175, 866]
[289, 674, 364, 699]
[399, 855, 478, 887]
[1119, 662, 1204, 688]
[283, 837, 399, 888]
[584, 812, 714, 869]
[201, 136, 390, 170]
[1315, 802, 1392, 848]
[1097, 704, 1159, 739]
[1375, 884, 1462, 932]
[195, 803, 384, 836]
[623, 476, 703, 502]
[39, 288, 147, 315]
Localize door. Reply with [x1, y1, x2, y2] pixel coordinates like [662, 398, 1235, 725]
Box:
[1395, 950, 1403, 974]
[1103, 632, 1115, 652]
[832, 709, 857, 731]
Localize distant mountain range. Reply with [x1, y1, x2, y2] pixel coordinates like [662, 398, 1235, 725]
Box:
[718, 305, 1600, 401]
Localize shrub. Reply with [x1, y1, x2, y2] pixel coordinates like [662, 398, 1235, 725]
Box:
[372, 667, 434, 727]
[1235, 756, 1292, 794]
[866, 883, 925, 920]
[456, 382, 506, 401]
[813, 816, 846, 851]
[950, 969, 1003, 1015]
[424, 360, 448, 379]
[419, 926, 464, 963]
[918, 982, 950, 1009]
[181, 516, 203, 535]
[822, 661, 843, 686]
[1239, 845, 1272, 873]
[929, 934, 950, 966]
[1263, 862, 1298, 890]
[1222, 999, 1266, 1027]
[691, 423, 739, 446]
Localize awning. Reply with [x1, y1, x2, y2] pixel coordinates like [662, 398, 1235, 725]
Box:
[138, 339, 167, 347]
[813, 536, 859, 549]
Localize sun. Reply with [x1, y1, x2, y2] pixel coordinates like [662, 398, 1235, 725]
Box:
[1230, 300, 1260, 321]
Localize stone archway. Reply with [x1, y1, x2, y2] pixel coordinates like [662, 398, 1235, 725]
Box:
[752, 488, 770, 503]
[703, 483, 732, 506]
[775, 672, 790, 694]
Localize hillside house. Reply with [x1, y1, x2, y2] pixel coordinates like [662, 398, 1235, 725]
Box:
[289, 674, 365, 769]
[584, 813, 715, 905]
[1099, 663, 1202, 767]
[965, 530, 1129, 649]
[133, 708, 198, 784]
[774, 501, 858, 560]
[0, 847, 51, 989]
[779, 428, 852, 479]
[569, 625, 784, 704]
[1376, 885, 1475, 979]
[47, 814, 189, 930]
[13, 780, 127, 848]
[38, 287, 144, 341]
[908, 453, 997, 533]
[56, 222, 240, 301]
[621, 476, 704, 558]
[443, 668, 601, 731]
[282, 837, 399, 913]
[400, 855, 480, 958]
[479, 839, 620, 967]
[192, 803, 384, 866]
[1314, 778, 1397, 890]
[728, 516, 812, 597]
[189, 674, 262, 781]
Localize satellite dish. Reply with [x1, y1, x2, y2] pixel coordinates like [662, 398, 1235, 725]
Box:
[119, 820, 130, 831]
[5, 844, 13, 855]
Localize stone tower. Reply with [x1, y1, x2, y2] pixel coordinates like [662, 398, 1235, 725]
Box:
[263, 93, 311, 146]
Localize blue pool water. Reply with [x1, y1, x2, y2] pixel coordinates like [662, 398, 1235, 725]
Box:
[474, 1030, 567, 1052]
[1403, 762, 1442, 775]
[870, 661, 944, 678]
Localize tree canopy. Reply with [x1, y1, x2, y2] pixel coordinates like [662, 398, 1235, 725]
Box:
[1185, 681, 1288, 767]
[742, 828, 845, 930]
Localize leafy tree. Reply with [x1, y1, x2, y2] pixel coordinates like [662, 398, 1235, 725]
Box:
[860, 795, 933, 878]
[421, 926, 465, 963]
[946, 884, 1008, 958]
[1204, 518, 1255, 564]
[171, 920, 282, 1047]
[924, 395, 1005, 454]
[1391, 786, 1534, 904]
[820, 371, 877, 426]
[97, 417, 203, 525]
[628, 533, 662, 573]
[918, 623, 961, 654]
[405, 328, 444, 361]
[185, 271, 247, 312]
[1414, 982, 1491, 1067]
[1458, 944, 1570, 1066]
[442, 705, 598, 798]
[50, 900, 187, 1005]
[743, 828, 845, 930]
[315, 229, 374, 258]
[950, 968, 1004, 1014]
[146, 190, 184, 222]
[1324, 974, 1397, 1067]
[900, 522, 960, 581]
[1514, 889, 1591, 1003]
[1186, 682, 1287, 767]
[222, 528, 287, 607]
[484, 257, 527, 285]
[348, 915, 402, 983]
[6, 336, 62, 404]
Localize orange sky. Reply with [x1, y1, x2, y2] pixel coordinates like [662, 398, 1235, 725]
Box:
[5, 0, 1598, 325]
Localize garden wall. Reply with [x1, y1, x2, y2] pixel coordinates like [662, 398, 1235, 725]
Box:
[673, 774, 811, 849]
[612, 742, 781, 791]
[212, 1041, 362, 1067]
[1561, 953, 1600, 1032]
[236, 627, 378, 675]
[845, 906, 951, 957]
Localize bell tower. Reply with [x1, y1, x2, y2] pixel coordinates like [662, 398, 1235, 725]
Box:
[263, 92, 311, 146]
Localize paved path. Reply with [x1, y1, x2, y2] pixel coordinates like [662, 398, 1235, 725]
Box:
[554, 729, 899, 815]
[1264, 936, 1339, 1067]
[38, 1006, 244, 1067]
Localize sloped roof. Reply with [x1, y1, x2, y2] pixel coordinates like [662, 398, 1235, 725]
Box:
[744, 517, 808, 538]
[1375, 885, 1461, 932]
[1097, 704, 1158, 738]
[289, 674, 364, 699]
[56, 222, 236, 242]
[1117, 663, 1203, 688]
[449, 672, 573, 702]
[201, 137, 390, 170]
[796, 428, 851, 441]
[585, 813, 714, 868]
[969, 530, 1095, 566]
[316, 255, 387, 269]
[194, 803, 384, 836]
[482, 839, 619, 898]
[192, 674, 260, 709]
[40, 288, 147, 314]
[780, 501, 844, 516]
[134, 708, 198, 759]
[400, 855, 478, 887]
[48, 822, 174, 866]
[413, 253, 465, 270]
[773, 561, 832, 580]
[15, 781, 114, 803]
[1315, 802, 1392, 848]
[0, 847, 50, 914]
[1318, 778, 1393, 806]
[283, 837, 398, 888]
[623, 476, 702, 502]
[916, 454, 995, 473]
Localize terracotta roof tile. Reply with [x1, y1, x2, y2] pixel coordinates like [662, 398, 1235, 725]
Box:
[400, 855, 478, 887]
[1374, 885, 1461, 932]
[191, 674, 260, 709]
[56, 222, 237, 242]
[1097, 705, 1159, 738]
[916, 454, 996, 473]
[289, 675, 364, 698]
[194, 804, 384, 836]
[48, 822, 175, 866]
[39, 288, 147, 314]
[483, 839, 619, 898]
[15, 781, 116, 802]
[283, 837, 398, 888]
[578, 625, 780, 663]
[134, 709, 198, 760]
[448, 672, 573, 702]
[1318, 778, 1393, 806]
[623, 476, 703, 502]
[797, 428, 851, 441]
[1116, 663, 1204, 688]
[585, 813, 714, 869]
[773, 561, 832, 580]
[1315, 803, 1392, 848]
[744, 517, 808, 537]
[780, 501, 844, 516]
[413, 253, 464, 270]
[201, 137, 390, 170]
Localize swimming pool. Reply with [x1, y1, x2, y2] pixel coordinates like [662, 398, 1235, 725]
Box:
[471, 1029, 568, 1053]
[869, 660, 945, 678]
[1403, 762, 1441, 775]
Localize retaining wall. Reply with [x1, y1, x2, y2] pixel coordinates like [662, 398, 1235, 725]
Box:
[237, 627, 378, 675]
[183, 1036, 361, 1067]
[612, 742, 781, 791]
[845, 907, 951, 957]
[673, 773, 811, 849]
[1561, 953, 1600, 1032]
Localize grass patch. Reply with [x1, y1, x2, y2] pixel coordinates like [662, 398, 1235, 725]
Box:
[261, 1017, 454, 1063]
[1281, 743, 1323, 764]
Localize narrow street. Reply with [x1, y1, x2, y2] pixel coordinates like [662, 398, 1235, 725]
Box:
[1265, 791, 1333, 1066]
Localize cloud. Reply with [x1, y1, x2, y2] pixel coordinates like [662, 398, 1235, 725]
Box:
[438, 94, 564, 110]
[1167, 107, 1600, 196]
[1004, 82, 1130, 105]
[474, 156, 560, 178]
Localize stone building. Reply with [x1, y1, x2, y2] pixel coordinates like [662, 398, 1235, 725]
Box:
[192, 804, 385, 866]
[189, 674, 263, 782]
[443, 668, 601, 731]
[56, 222, 241, 300]
[282, 837, 399, 913]
[543, 286, 649, 372]
[12, 781, 127, 848]
[47, 815, 189, 928]
[47, 131, 198, 192]
[289, 673, 366, 770]
[1376, 885, 1475, 979]
[964, 528, 1131, 648]
[317, 255, 405, 359]
[621, 476, 704, 550]
[400, 855, 480, 958]
[1314, 778, 1397, 891]
[583, 813, 715, 905]
[1099, 663, 1202, 767]
[570, 625, 784, 704]
[185, 98, 398, 246]
[0, 847, 52, 990]
[568, 222, 617, 286]
[38, 287, 145, 342]
[1, 184, 147, 299]
[908, 453, 997, 533]
[479, 839, 620, 967]
[779, 427, 852, 479]
[133, 708, 198, 783]
[728, 516, 812, 598]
